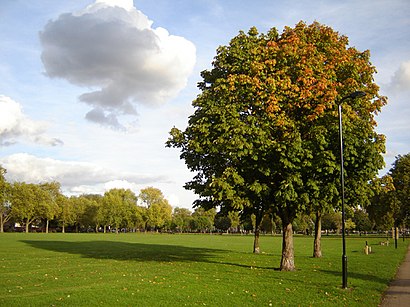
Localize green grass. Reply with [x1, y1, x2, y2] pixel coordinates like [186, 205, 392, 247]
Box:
[0, 233, 408, 306]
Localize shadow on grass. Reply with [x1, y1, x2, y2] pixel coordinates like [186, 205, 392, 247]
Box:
[217, 261, 279, 271]
[319, 269, 389, 285]
[21, 240, 225, 263]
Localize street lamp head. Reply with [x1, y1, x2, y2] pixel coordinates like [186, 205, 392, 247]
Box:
[341, 91, 366, 102]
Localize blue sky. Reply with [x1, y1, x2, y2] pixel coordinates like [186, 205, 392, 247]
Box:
[1, 0, 409, 209]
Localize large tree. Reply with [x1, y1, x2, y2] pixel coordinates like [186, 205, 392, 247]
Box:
[167, 22, 385, 270]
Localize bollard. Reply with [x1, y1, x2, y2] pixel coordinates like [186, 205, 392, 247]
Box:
[364, 241, 369, 255]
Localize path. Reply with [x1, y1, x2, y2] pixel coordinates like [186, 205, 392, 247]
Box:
[380, 245, 410, 306]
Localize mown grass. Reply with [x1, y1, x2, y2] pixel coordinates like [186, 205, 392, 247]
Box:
[0, 232, 408, 306]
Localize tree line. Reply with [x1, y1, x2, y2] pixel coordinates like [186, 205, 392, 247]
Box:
[2, 161, 401, 235]
[0, 173, 150, 233]
[1, 154, 409, 261]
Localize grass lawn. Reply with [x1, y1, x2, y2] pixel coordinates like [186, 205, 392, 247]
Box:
[0, 232, 408, 306]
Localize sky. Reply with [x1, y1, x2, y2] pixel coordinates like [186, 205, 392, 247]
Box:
[0, 0, 409, 209]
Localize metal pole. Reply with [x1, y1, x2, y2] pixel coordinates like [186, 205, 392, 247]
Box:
[395, 225, 398, 249]
[338, 104, 348, 289]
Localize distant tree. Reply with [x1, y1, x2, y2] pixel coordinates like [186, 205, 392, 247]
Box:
[56, 194, 75, 233]
[39, 182, 61, 233]
[131, 205, 146, 232]
[10, 182, 45, 233]
[259, 213, 275, 234]
[367, 175, 395, 230]
[139, 187, 172, 231]
[322, 211, 342, 232]
[352, 209, 372, 232]
[103, 189, 137, 233]
[81, 194, 103, 232]
[190, 208, 216, 233]
[139, 187, 166, 207]
[389, 154, 410, 228]
[345, 218, 356, 233]
[214, 211, 231, 232]
[240, 213, 255, 233]
[228, 210, 241, 232]
[0, 166, 12, 232]
[172, 207, 192, 233]
[292, 213, 313, 235]
[69, 196, 87, 232]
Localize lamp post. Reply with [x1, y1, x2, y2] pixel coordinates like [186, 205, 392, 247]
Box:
[338, 90, 366, 289]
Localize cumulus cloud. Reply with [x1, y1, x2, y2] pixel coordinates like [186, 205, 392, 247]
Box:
[104, 179, 138, 191]
[0, 95, 63, 147]
[0, 153, 166, 195]
[39, 0, 196, 129]
[388, 60, 410, 93]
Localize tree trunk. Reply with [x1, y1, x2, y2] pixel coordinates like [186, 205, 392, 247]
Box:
[25, 222, 30, 233]
[280, 221, 295, 271]
[253, 212, 263, 254]
[46, 219, 49, 234]
[0, 215, 3, 233]
[313, 211, 322, 258]
[253, 228, 260, 254]
[62, 224, 65, 233]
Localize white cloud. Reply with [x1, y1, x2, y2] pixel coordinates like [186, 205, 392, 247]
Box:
[388, 60, 410, 94]
[0, 153, 167, 195]
[104, 179, 137, 191]
[165, 193, 180, 208]
[94, 0, 134, 11]
[39, 0, 196, 129]
[0, 95, 63, 147]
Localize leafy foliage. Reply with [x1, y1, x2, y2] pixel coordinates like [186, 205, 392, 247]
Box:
[390, 154, 410, 226]
[139, 187, 172, 231]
